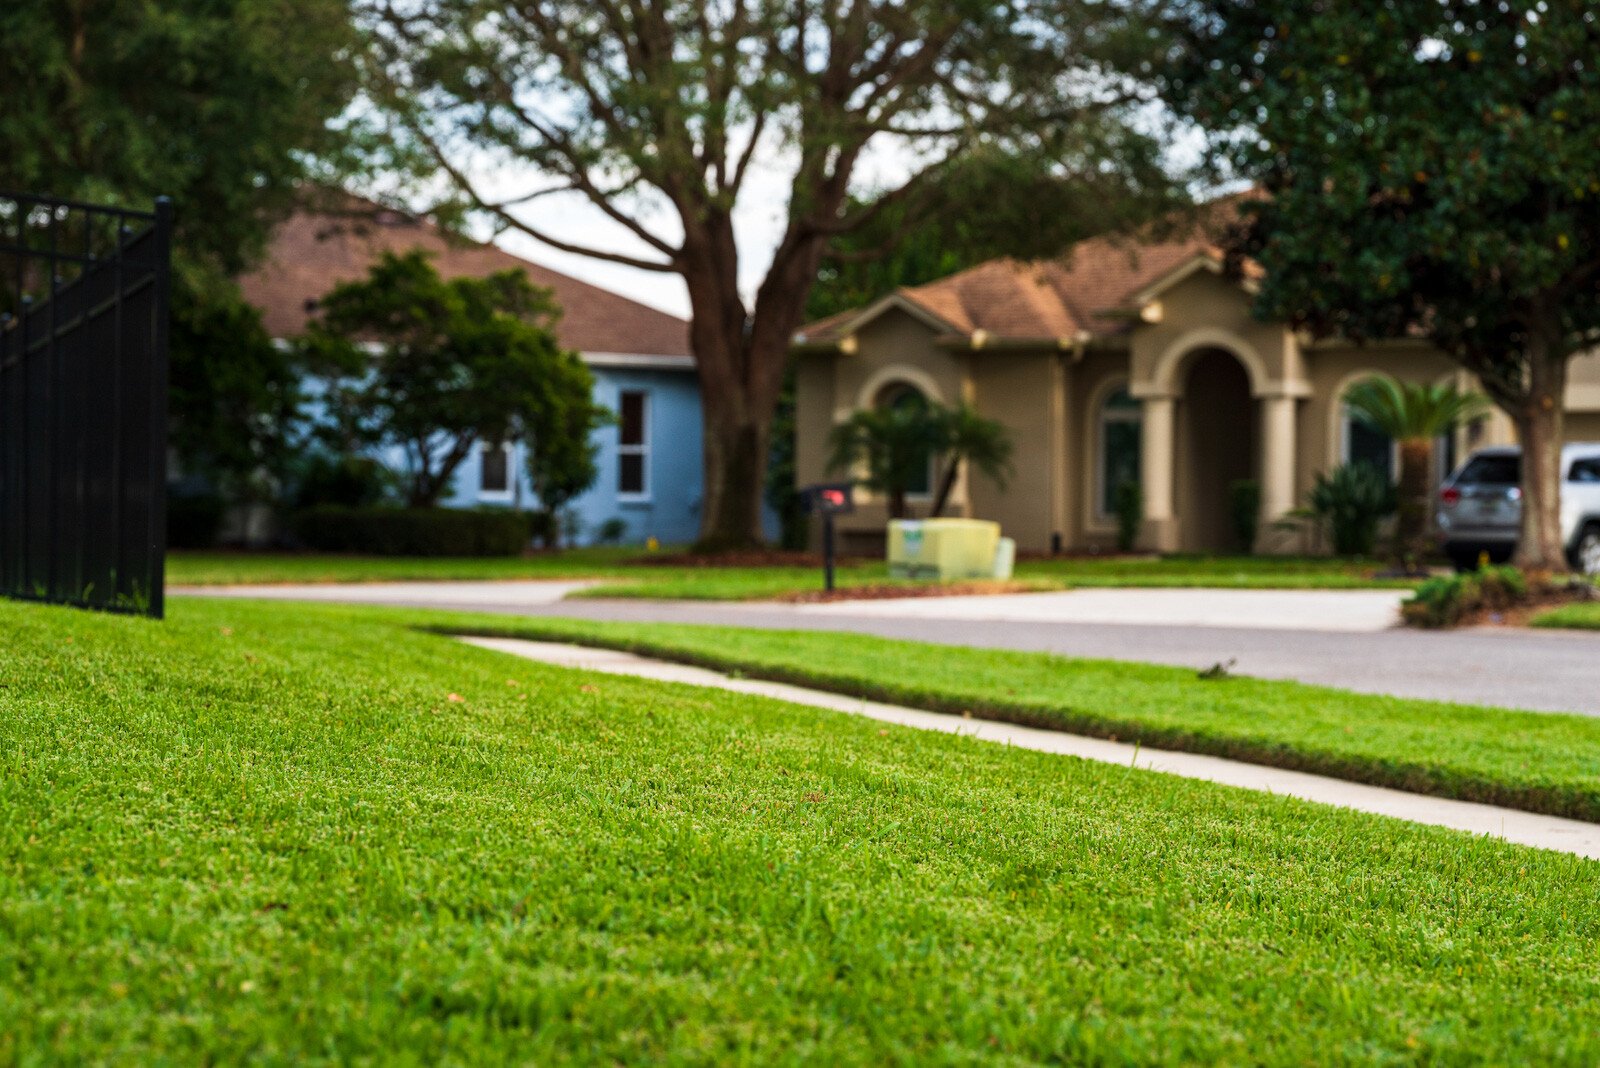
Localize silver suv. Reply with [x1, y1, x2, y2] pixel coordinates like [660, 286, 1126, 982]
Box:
[1437, 444, 1600, 574]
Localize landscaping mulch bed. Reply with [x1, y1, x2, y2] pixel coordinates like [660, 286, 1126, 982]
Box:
[1466, 584, 1600, 627]
[626, 549, 869, 568]
[775, 579, 1040, 603]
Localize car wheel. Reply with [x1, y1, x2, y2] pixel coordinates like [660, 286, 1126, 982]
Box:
[1574, 523, 1600, 577]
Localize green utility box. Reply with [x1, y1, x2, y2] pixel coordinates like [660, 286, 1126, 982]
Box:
[887, 518, 1003, 580]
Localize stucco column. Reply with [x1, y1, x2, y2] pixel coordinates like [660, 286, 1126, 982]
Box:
[1260, 393, 1298, 542]
[1139, 394, 1178, 551]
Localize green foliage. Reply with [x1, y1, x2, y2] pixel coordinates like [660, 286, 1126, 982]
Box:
[291, 506, 528, 556]
[594, 518, 629, 546]
[0, 0, 360, 497]
[360, 0, 1177, 547]
[807, 148, 1186, 322]
[929, 404, 1014, 517]
[1114, 481, 1144, 553]
[1166, 2, 1600, 568]
[289, 453, 398, 510]
[1228, 479, 1261, 554]
[1309, 464, 1397, 557]
[168, 271, 303, 497]
[1404, 566, 1529, 630]
[1342, 375, 1490, 568]
[301, 250, 605, 509]
[826, 400, 1013, 520]
[1342, 377, 1492, 443]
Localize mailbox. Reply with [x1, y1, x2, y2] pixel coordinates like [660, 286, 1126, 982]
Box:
[804, 481, 855, 516]
[801, 481, 856, 591]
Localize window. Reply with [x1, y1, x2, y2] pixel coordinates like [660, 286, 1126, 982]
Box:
[1344, 412, 1395, 481]
[1098, 386, 1142, 518]
[617, 390, 649, 498]
[479, 440, 510, 497]
[875, 382, 932, 496]
[1458, 454, 1520, 485]
[1569, 458, 1600, 484]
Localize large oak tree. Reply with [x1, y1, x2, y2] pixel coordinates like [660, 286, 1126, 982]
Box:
[1167, 0, 1600, 570]
[358, 0, 1170, 548]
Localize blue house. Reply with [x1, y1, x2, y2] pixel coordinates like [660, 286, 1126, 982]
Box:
[241, 199, 707, 546]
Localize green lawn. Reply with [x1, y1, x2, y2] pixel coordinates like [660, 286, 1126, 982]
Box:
[1534, 601, 1600, 630]
[439, 614, 1600, 821]
[5, 596, 1600, 1061]
[166, 548, 1411, 599]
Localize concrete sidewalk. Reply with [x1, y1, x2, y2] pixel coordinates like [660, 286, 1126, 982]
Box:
[464, 635, 1600, 860]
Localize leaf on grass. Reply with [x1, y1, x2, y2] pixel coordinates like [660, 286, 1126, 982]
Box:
[446, 693, 465, 703]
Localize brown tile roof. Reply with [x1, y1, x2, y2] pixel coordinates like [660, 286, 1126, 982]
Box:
[796, 193, 1260, 347]
[240, 197, 691, 358]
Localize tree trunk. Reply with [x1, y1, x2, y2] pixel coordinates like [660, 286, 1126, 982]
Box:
[680, 209, 831, 552]
[1394, 439, 1433, 571]
[699, 407, 771, 551]
[930, 457, 959, 517]
[1510, 342, 1569, 572]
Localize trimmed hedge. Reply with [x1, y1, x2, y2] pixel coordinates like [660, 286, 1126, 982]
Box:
[291, 506, 529, 556]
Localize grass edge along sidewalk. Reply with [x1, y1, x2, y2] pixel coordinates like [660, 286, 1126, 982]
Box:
[7, 595, 1600, 1061]
[431, 612, 1600, 823]
[165, 549, 1419, 597]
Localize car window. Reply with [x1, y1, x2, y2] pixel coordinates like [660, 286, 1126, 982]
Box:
[1570, 458, 1600, 483]
[1457, 455, 1520, 484]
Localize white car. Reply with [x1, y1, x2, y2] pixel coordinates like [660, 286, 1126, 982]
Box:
[1437, 443, 1600, 574]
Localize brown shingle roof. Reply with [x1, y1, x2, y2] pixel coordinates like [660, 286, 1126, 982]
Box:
[796, 193, 1260, 347]
[240, 197, 691, 359]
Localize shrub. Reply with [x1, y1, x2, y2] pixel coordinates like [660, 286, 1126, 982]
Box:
[1229, 479, 1261, 554]
[595, 517, 629, 545]
[291, 453, 397, 509]
[166, 492, 225, 549]
[1113, 480, 1143, 552]
[1402, 565, 1527, 628]
[291, 506, 528, 556]
[1309, 463, 1396, 556]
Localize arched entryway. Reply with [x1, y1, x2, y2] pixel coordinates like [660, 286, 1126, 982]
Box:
[1176, 348, 1257, 552]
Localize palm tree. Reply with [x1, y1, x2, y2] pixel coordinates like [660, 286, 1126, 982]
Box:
[929, 404, 1013, 516]
[826, 400, 1013, 520]
[825, 404, 943, 519]
[1342, 375, 1490, 570]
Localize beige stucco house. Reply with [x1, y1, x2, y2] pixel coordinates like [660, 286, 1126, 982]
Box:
[792, 208, 1600, 555]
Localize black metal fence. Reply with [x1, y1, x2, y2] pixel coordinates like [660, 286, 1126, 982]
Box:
[0, 192, 173, 618]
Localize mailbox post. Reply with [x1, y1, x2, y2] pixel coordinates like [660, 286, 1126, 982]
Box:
[802, 482, 855, 592]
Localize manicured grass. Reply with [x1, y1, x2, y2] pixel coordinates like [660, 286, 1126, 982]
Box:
[168, 548, 1410, 599]
[5, 596, 1600, 1061]
[1533, 600, 1600, 630]
[440, 615, 1600, 821]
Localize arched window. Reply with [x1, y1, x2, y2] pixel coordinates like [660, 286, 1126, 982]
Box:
[1098, 386, 1142, 518]
[1343, 407, 1396, 481]
[875, 381, 933, 496]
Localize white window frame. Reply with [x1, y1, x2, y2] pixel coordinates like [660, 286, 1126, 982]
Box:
[617, 390, 651, 502]
[1095, 383, 1142, 522]
[477, 439, 514, 502]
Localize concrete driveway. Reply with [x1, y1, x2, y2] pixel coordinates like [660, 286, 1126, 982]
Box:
[796, 588, 1408, 632]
